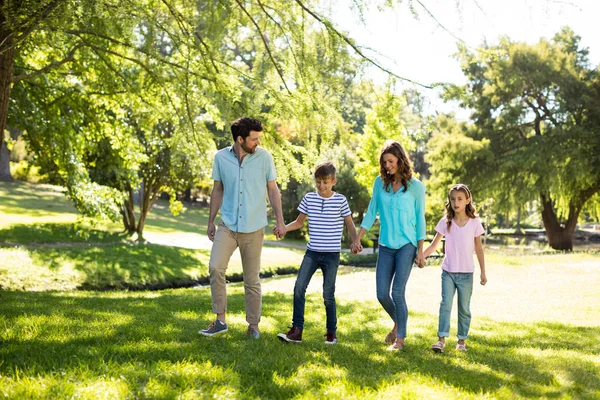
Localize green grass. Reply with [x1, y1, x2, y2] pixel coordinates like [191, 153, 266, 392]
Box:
[1, 182, 600, 398]
[0, 259, 599, 399]
[0, 244, 304, 291]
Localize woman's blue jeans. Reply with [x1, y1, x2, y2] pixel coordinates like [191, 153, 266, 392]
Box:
[376, 244, 417, 339]
[292, 250, 340, 334]
[438, 270, 473, 340]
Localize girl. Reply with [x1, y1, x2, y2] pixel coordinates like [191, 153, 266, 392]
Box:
[423, 183, 487, 352]
[352, 140, 426, 351]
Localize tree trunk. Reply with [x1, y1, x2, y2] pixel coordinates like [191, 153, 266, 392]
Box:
[121, 185, 137, 234]
[0, 18, 15, 182]
[515, 207, 524, 235]
[540, 193, 577, 251]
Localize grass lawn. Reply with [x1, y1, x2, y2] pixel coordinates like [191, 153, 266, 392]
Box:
[0, 182, 305, 290]
[1, 181, 600, 398]
[0, 254, 599, 399]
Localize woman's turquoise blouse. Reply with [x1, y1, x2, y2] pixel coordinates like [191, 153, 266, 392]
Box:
[360, 176, 426, 249]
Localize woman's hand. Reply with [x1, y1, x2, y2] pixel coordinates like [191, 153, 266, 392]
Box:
[351, 240, 363, 254]
[415, 251, 425, 268]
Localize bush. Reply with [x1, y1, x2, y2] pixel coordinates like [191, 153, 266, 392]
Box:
[9, 160, 48, 183]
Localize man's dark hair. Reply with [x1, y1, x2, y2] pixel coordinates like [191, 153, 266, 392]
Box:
[231, 117, 263, 141]
[314, 162, 336, 180]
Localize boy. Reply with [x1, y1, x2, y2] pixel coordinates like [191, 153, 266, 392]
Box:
[276, 162, 358, 344]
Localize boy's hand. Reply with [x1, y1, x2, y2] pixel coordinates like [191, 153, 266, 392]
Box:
[273, 224, 287, 240]
[351, 241, 363, 254]
[480, 273, 487, 285]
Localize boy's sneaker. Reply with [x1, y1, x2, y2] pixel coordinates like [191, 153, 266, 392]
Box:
[431, 340, 445, 353]
[277, 327, 303, 343]
[324, 333, 338, 345]
[198, 319, 228, 336]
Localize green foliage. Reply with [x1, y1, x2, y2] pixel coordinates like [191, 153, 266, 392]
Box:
[356, 83, 423, 192]
[7, 0, 375, 233]
[434, 27, 600, 248]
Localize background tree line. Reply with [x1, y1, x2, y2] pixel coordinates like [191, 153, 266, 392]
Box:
[2, 1, 598, 249]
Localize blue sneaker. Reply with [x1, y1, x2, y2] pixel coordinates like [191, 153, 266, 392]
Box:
[199, 320, 228, 336]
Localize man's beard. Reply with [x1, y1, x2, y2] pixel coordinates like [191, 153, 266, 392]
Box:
[241, 141, 256, 153]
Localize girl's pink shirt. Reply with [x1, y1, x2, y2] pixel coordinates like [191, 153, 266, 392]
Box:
[435, 217, 485, 273]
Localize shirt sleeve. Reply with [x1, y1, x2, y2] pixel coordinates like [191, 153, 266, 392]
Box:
[414, 181, 427, 241]
[474, 218, 485, 237]
[435, 217, 447, 236]
[297, 194, 309, 215]
[266, 151, 277, 182]
[360, 178, 380, 231]
[340, 195, 351, 217]
[211, 154, 221, 182]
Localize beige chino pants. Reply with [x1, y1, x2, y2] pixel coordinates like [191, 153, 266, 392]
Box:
[209, 223, 264, 325]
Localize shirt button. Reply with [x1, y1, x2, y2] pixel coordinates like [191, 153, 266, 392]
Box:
[240, 192, 242, 194]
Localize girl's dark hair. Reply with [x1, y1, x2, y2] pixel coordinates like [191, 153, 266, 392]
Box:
[445, 183, 478, 231]
[231, 117, 263, 141]
[379, 140, 412, 192]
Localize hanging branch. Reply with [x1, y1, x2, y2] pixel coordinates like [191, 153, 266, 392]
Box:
[233, 0, 292, 95]
[293, 0, 433, 89]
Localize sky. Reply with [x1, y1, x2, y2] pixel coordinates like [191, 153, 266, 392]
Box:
[325, 0, 600, 114]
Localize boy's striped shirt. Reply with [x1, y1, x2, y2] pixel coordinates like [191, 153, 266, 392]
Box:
[297, 192, 351, 252]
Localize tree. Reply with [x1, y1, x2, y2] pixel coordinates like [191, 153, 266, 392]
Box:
[3, 0, 373, 238]
[436, 27, 600, 250]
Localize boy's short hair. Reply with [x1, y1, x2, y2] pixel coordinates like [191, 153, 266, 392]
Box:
[314, 162, 336, 180]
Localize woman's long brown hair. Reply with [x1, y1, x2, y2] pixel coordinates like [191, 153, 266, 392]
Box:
[379, 140, 413, 192]
[445, 183, 478, 231]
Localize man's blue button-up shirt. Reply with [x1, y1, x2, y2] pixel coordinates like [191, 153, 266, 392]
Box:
[212, 145, 277, 233]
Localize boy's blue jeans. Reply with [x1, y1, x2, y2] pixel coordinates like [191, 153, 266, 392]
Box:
[438, 270, 473, 340]
[292, 250, 340, 334]
[375, 244, 417, 339]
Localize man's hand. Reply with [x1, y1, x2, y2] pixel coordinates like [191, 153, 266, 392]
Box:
[274, 222, 287, 239]
[207, 222, 216, 242]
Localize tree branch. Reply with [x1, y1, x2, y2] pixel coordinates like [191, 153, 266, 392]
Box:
[233, 0, 292, 95]
[11, 44, 82, 82]
[293, 0, 433, 89]
[0, 0, 63, 54]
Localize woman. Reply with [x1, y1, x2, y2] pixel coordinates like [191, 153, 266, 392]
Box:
[352, 140, 426, 351]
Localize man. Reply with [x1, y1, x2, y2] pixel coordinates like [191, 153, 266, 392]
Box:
[199, 117, 286, 339]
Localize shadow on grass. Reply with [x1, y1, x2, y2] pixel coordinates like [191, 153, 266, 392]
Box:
[20, 243, 299, 291]
[27, 244, 209, 290]
[0, 290, 598, 398]
[0, 223, 127, 245]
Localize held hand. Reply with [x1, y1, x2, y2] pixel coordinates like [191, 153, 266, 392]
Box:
[351, 240, 363, 254]
[207, 222, 216, 242]
[480, 273, 487, 286]
[275, 222, 287, 240]
[415, 251, 425, 268]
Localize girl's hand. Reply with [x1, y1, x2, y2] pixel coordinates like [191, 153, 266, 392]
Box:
[415, 251, 425, 268]
[480, 273, 487, 285]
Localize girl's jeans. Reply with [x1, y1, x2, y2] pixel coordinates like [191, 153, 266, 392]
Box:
[292, 250, 340, 334]
[375, 244, 417, 339]
[438, 270, 473, 340]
